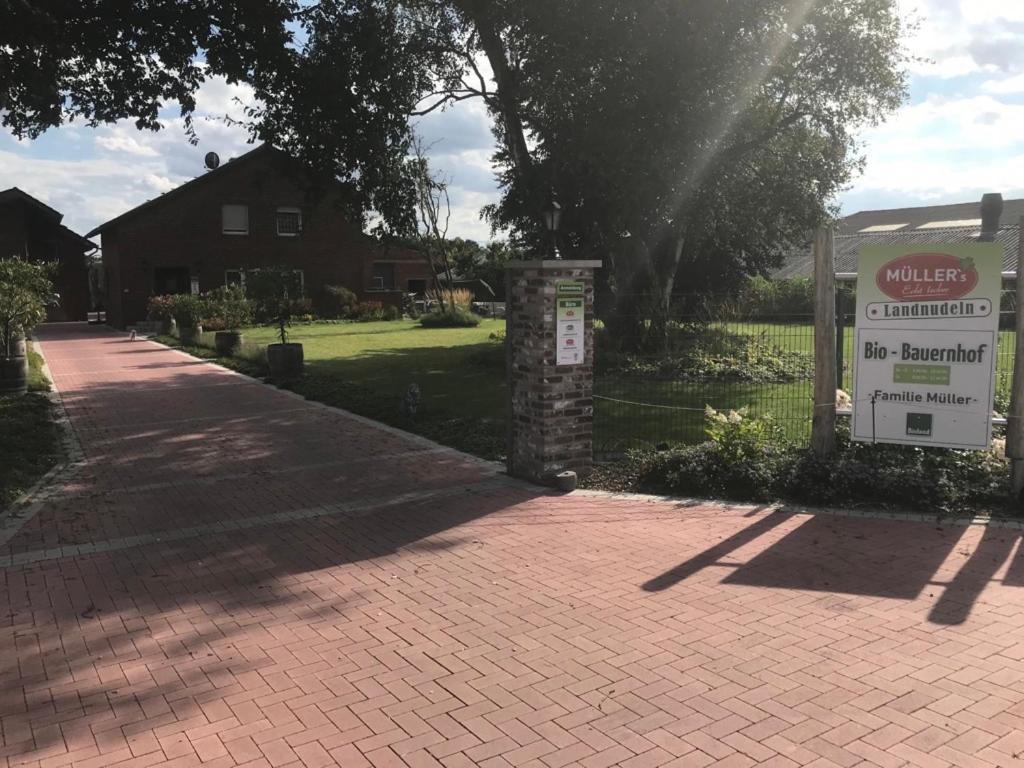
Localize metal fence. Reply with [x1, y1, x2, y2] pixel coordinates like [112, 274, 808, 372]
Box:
[592, 289, 1018, 456]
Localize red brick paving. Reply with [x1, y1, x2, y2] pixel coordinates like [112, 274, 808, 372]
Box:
[2, 322, 1024, 767]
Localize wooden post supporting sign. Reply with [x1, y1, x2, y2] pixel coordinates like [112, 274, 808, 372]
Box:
[811, 227, 837, 458]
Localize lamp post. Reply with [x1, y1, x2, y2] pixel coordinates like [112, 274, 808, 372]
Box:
[542, 188, 562, 259]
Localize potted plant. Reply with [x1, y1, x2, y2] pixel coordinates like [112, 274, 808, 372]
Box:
[146, 294, 177, 336]
[170, 293, 206, 346]
[0, 258, 55, 396]
[206, 285, 253, 356]
[247, 266, 304, 383]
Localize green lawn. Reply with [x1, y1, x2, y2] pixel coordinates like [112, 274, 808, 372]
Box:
[173, 318, 1020, 459]
[242, 319, 507, 419]
[0, 347, 62, 510]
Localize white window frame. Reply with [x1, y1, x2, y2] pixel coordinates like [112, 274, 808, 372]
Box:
[370, 262, 395, 291]
[276, 207, 302, 237]
[222, 204, 249, 235]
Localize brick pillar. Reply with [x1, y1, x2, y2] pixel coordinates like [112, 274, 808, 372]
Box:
[505, 259, 602, 483]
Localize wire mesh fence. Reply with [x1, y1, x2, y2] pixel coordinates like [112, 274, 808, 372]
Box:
[592, 288, 1019, 456]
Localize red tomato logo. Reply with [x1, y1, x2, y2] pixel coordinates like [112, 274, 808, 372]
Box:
[875, 252, 978, 302]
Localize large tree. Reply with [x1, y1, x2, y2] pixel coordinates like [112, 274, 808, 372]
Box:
[1, 0, 909, 321]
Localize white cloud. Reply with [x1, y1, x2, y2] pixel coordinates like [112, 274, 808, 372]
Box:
[839, 0, 1024, 212]
[1, 74, 503, 242]
[981, 72, 1024, 94]
[901, 0, 1024, 78]
[841, 92, 1024, 210]
[94, 133, 160, 157]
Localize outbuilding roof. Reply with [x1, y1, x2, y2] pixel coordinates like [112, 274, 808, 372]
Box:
[773, 198, 1024, 279]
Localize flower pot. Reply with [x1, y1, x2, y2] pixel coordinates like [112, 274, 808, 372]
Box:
[266, 342, 304, 383]
[160, 317, 176, 336]
[215, 330, 242, 357]
[0, 338, 28, 396]
[179, 324, 203, 346]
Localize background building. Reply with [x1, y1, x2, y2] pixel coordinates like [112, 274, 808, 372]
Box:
[87, 144, 432, 328]
[0, 187, 96, 321]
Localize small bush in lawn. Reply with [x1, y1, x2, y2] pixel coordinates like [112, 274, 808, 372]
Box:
[420, 307, 480, 328]
[352, 301, 386, 322]
[384, 305, 401, 321]
[324, 285, 359, 318]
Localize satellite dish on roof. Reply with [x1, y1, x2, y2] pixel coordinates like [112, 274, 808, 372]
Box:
[204, 152, 220, 170]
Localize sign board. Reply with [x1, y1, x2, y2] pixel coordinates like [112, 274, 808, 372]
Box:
[852, 243, 1002, 449]
[556, 281, 585, 365]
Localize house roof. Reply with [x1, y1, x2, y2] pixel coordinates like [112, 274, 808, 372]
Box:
[772, 197, 1024, 279]
[0, 187, 65, 223]
[0, 187, 96, 251]
[85, 143, 273, 238]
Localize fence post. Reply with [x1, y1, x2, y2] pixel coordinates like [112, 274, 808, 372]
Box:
[835, 287, 846, 390]
[811, 227, 837, 458]
[505, 258, 602, 484]
[1006, 217, 1024, 497]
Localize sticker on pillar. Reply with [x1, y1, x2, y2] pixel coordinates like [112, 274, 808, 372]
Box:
[556, 281, 585, 365]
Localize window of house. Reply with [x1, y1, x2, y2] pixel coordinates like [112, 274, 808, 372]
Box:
[407, 279, 427, 295]
[276, 207, 302, 236]
[222, 204, 249, 235]
[371, 263, 396, 291]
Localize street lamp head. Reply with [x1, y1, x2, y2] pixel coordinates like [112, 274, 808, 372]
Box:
[543, 188, 562, 232]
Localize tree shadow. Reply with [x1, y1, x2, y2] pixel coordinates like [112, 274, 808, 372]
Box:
[929, 526, 1022, 625]
[643, 507, 1024, 628]
[3, 324, 542, 755]
[642, 509, 793, 592]
[720, 515, 965, 600]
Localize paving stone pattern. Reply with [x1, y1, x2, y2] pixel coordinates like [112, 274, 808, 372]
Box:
[3, 323, 1024, 768]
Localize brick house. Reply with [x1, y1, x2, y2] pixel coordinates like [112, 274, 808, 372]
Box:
[86, 144, 433, 328]
[0, 187, 96, 321]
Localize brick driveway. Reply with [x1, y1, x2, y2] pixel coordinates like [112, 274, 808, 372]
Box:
[3, 323, 1024, 768]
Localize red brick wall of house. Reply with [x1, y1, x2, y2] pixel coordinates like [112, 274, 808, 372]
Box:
[98, 147, 432, 327]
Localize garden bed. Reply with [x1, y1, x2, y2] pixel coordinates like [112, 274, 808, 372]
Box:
[0, 348, 62, 510]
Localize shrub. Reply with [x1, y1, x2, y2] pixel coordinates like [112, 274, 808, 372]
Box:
[168, 293, 205, 328]
[245, 267, 304, 344]
[0, 258, 55, 357]
[202, 285, 253, 331]
[384, 305, 401, 321]
[324, 285, 359, 318]
[352, 301, 386, 322]
[739, 276, 815, 319]
[429, 288, 474, 311]
[146, 294, 176, 321]
[600, 325, 812, 383]
[420, 307, 481, 328]
[593, 414, 1012, 514]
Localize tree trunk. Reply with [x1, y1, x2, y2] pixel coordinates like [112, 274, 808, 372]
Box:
[455, 2, 538, 220]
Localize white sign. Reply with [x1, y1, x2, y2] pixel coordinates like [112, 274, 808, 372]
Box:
[852, 244, 1002, 449]
[556, 281, 585, 366]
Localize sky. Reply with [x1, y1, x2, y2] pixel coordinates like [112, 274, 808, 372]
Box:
[2, 0, 1023, 243]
